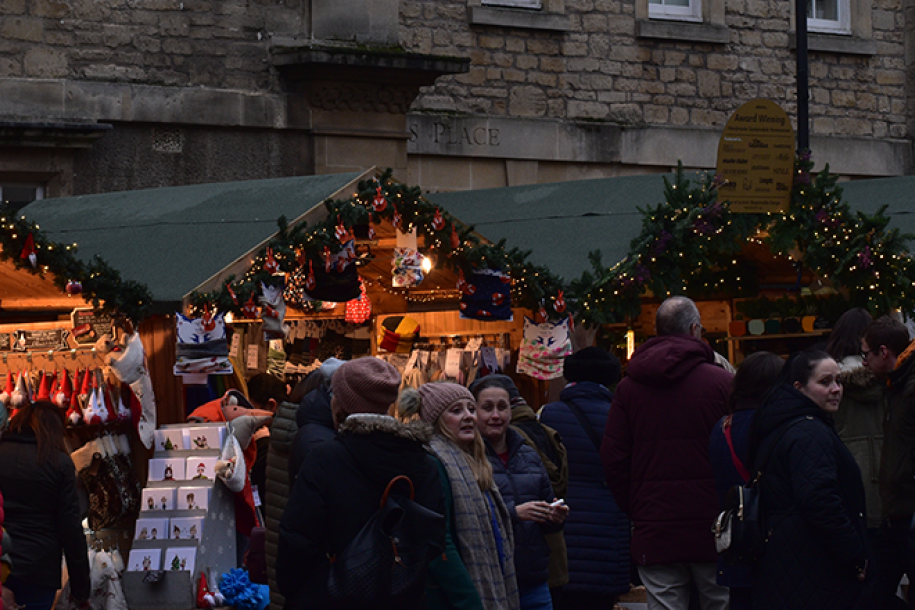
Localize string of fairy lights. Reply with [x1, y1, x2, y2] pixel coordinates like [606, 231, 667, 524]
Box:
[5, 156, 914, 326]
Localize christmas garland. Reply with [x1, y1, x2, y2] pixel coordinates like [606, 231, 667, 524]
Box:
[577, 154, 915, 324]
[188, 169, 570, 319]
[0, 209, 153, 322]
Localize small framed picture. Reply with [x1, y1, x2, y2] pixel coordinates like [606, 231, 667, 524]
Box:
[127, 548, 162, 572]
[177, 486, 210, 511]
[141, 488, 176, 512]
[169, 516, 204, 540]
[163, 546, 196, 573]
[134, 517, 169, 541]
[187, 426, 225, 451]
[154, 429, 187, 452]
[149, 458, 186, 482]
[185, 456, 218, 482]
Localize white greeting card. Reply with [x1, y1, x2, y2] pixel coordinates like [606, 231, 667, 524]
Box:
[169, 516, 204, 540]
[127, 548, 161, 572]
[134, 517, 168, 541]
[141, 487, 176, 511]
[185, 456, 218, 482]
[187, 426, 224, 451]
[154, 428, 187, 452]
[164, 546, 196, 573]
[177, 486, 211, 511]
[148, 457, 186, 482]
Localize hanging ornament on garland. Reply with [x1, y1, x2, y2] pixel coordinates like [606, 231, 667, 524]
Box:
[226, 283, 239, 305]
[432, 209, 445, 231]
[323, 246, 333, 273]
[305, 260, 316, 291]
[372, 185, 388, 212]
[368, 219, 376, 240]
[20, 233, 37, 268]
[264, 247, 280, 274]
[201, 303, 216, 333]
[335, 215, 349, 244]
[392, 206, 402, 231]
[242, 293, 258, 319]
[66, 280, 83, 295]
[450, 225, 460, 250]
[537, 302, 548, 323]
[554, 290, 566, 313]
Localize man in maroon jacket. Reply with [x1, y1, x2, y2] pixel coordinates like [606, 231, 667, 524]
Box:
[601, 296, 732, 610]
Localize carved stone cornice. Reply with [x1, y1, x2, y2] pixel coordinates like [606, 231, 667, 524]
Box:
[271, 44, 469, 115]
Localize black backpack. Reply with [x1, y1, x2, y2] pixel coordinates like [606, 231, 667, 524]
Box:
[327, 475, 445, 608]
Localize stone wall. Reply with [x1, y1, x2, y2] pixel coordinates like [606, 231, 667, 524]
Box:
[401, 0, 908, 141]
[0, 0, 303, 92]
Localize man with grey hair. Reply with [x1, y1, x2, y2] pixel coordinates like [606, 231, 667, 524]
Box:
[601, 296, 732, 610]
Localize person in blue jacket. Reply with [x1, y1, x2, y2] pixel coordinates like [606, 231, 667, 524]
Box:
[473, 376, 569, 610]
[708, 350, 783, 610]
[539, 347, 630, 610]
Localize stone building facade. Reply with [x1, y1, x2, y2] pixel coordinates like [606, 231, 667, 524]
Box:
[0, 0, 910, 202]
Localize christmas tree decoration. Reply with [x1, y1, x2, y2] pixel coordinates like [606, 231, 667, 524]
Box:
[368, 219, 376, 240]
[305, 261, 316, 291]
[392, 206, 402, 230]
[536, 303, 548, 323]
[66, 280, 83, 295]
[432, 209, 445, 231]
[226, 283, 239, 305]
[242, 294, 258, 319]
[555, 290, 566, 313]
[263, 247, 280, 275]
[450, 225, 460, 249]
[20, 232, 36, 267]
[372, 185, 388, 212]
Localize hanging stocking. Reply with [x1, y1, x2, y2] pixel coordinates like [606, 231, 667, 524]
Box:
[101, 332, 157, 449]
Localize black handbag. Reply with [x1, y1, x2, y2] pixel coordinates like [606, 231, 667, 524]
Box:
[712, 415, 809, 565]
[327, 475, 445, 608]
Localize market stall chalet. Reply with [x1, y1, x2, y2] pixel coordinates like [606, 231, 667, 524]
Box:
[430, 158, 915, 371]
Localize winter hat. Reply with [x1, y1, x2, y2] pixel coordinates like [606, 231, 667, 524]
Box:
[319, 357, 346, 382]
[417, 382, 474, 424]
[563, 347, 622, 388]
[468, 374, 521, 401]
[332, 357, 401, 416]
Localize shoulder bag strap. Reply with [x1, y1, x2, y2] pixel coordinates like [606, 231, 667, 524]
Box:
[722, 415, 752, 482]
[565, 399, 603, 452]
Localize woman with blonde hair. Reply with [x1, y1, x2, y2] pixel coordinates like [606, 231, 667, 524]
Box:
[399, 382, 520, 610]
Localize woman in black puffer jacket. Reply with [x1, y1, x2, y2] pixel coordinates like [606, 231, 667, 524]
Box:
[473, 377, 569, 610]
[749, 351, 869, 610]
[0, 401, 90, 610]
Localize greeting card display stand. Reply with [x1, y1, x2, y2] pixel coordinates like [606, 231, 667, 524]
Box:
[123, 422, 236, 610]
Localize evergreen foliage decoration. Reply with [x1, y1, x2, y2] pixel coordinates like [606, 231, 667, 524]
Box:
[189, 169, 569, 319]
[579, 155, 915, 323]
[0, 208, 152, 322]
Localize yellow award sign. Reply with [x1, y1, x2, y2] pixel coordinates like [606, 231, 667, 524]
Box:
[716, 99, 795, 213]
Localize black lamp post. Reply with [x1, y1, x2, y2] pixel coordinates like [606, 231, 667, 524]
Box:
[796, 0, 810, 152]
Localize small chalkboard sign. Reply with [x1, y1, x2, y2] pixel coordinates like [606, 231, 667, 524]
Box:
[0, 334, 10, 352]
[12, 329, 69, 352]
[70, 308, 113, 345]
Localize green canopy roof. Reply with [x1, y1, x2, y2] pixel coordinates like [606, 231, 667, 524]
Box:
[20, 171, 368, 306]
[427, 173, 670, 282]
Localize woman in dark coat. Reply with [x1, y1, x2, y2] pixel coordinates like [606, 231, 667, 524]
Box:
[750, 350, 869, 610]
[708, 351, 783, 610]
[0, 401, 90, 610]
[277, 358, 446, 610]
[539, 347, 630, 610]
[473, 377, 568, 610]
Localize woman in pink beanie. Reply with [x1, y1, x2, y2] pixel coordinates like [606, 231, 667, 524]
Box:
[399, 383, 520, 610]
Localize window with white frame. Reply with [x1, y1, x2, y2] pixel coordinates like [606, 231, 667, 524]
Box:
[648, 0, 701, 22]
[807, 0, 850, 33]
[0, 183, 44, 213]
[482, 0, 542, 7]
